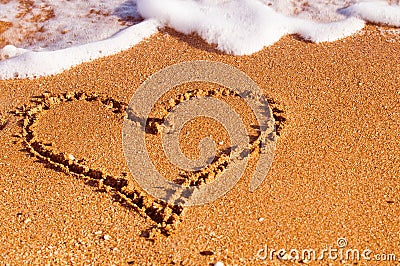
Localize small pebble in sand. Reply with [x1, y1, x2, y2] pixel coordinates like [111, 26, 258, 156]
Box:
[103, 234, 111, 241]
[214, 262, 224, 266]
[23, 218, 31, 224]
[68, 154, 75, 161]
[258, 217, 265, 222]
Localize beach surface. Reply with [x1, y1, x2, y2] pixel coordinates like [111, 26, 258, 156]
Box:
[1, 25, 400, 265]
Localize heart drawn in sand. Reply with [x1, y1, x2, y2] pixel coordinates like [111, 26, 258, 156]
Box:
[16, 86, 286, 237]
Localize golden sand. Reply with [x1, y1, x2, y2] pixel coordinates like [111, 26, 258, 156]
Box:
[0, 25, 399, 264]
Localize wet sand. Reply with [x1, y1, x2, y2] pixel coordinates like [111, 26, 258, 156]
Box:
[0, 25, 400, 265]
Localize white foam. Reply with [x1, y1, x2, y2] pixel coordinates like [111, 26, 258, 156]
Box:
[341, 1, 400, 27]
[137, 0, 365, 55]
[0, 20, 160, 80]
[292, 17, 366, 43]
[0, 0, 399, 80]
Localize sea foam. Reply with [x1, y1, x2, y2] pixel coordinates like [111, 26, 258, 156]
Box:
[0, 0, 399, 79]
[137, 0, 367, 55]
[0, 20, 159, 79]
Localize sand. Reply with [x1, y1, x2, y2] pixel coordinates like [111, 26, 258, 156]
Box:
[0, 25, 400, 265]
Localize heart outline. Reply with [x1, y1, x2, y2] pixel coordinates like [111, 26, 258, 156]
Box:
[15, 90, 287, 237]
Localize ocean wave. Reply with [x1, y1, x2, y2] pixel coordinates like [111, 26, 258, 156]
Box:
[137, 0, 366, 55]
[0, 0, 399, 79]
